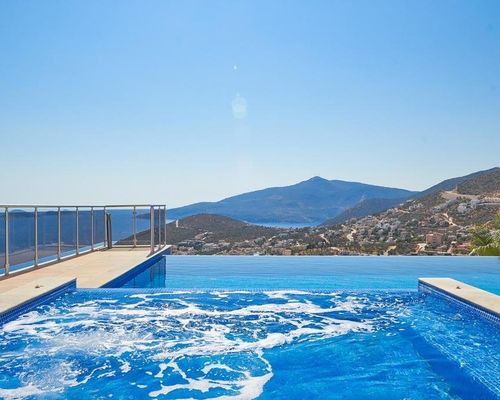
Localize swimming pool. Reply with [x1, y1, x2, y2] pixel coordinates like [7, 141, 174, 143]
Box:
[0, 256, 498, 399]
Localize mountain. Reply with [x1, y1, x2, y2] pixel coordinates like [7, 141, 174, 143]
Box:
[168, 177, 416, 225]
[322, 167, 500, 225]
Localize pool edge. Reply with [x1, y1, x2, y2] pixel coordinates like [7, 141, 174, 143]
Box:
[100, 246, 172, 288]
[418, 278, 500, 325]
[0, 279, 76, 326]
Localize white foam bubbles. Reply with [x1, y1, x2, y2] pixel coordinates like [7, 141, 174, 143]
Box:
[0, 291, 395, 399]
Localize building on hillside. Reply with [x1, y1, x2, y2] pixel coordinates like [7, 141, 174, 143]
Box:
[426, 232, 444, 247]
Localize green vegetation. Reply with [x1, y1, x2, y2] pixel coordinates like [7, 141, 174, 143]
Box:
[470, 212, 500, 256]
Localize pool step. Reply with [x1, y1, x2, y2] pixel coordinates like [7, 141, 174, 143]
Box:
[418, 278, 500, 324]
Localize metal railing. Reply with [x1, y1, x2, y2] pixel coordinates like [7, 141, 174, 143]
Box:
[0, 204, 167, 277]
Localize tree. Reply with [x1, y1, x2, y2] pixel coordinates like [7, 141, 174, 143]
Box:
[469, 211, 500, 256]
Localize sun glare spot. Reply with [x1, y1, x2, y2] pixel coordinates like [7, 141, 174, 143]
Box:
[231, 94, 247, 119]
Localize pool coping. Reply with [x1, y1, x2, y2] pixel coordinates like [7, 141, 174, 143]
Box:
[100, 246, 171, 288]
[77, 287, 419, 295]
[0, 246, 172, 326]
[418, 278, 500, 325]
[0, 278, 76, 325]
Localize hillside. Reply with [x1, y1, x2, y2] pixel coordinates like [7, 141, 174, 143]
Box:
[457, 168, 500, 195]
[168, 177, 416, 225]
[321, 167, 500, 254]
[321, 197, 407, 226]
[414, 167, 500, 199]
[165, 214, 282, 244]
[322, 167, 500, 225]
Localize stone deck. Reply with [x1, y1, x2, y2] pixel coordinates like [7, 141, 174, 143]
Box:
[418, 277, 500, 316]
[0, 246, 170, 316]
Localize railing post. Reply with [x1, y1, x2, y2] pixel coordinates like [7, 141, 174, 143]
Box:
[5, 207, 9, 276]
[90, 207, 94, 251]
[106, 212, 113, 249]
[34, 207, 38, 266]
[164, 205, 167, 245]
[150, 206, 154, 253]
[103, 207, 107, 249]
[133, 206, 137, 247]
[157, 206, 161, 249]
[57, 207, 61, 260]
[76, 207, 79, 255]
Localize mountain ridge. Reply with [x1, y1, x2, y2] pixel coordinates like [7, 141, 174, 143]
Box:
[168, 168, 499, 226]
[168, 177, 416, 224]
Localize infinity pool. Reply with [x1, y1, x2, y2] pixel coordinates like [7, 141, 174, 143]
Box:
[0, 256, 498, 399]
[122, 256, 500, 293]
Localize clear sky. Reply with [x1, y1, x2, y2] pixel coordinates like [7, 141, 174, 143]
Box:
[0, 1, 499, 207]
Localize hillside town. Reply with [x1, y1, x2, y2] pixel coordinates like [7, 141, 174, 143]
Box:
[169, 190, 500, 256]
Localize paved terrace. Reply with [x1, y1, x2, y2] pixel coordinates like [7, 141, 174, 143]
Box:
[0, 247, 169, 316]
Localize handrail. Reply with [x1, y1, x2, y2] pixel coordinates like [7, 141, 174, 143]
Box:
[0, 204, 165, 208]
[0, 204, 167, 278]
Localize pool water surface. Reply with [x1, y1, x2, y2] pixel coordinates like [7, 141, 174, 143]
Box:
[122, 256, 500, 294]
[0, 289, 498, 399]
[0, 256, 499, 399]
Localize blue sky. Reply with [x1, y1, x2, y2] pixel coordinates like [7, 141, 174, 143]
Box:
[0, 1, 499, 207]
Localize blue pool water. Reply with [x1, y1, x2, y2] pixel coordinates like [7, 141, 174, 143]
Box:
[122, 256, 500, 294]
[0, 289, 498, 399]
[0, 256, 499, 399]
